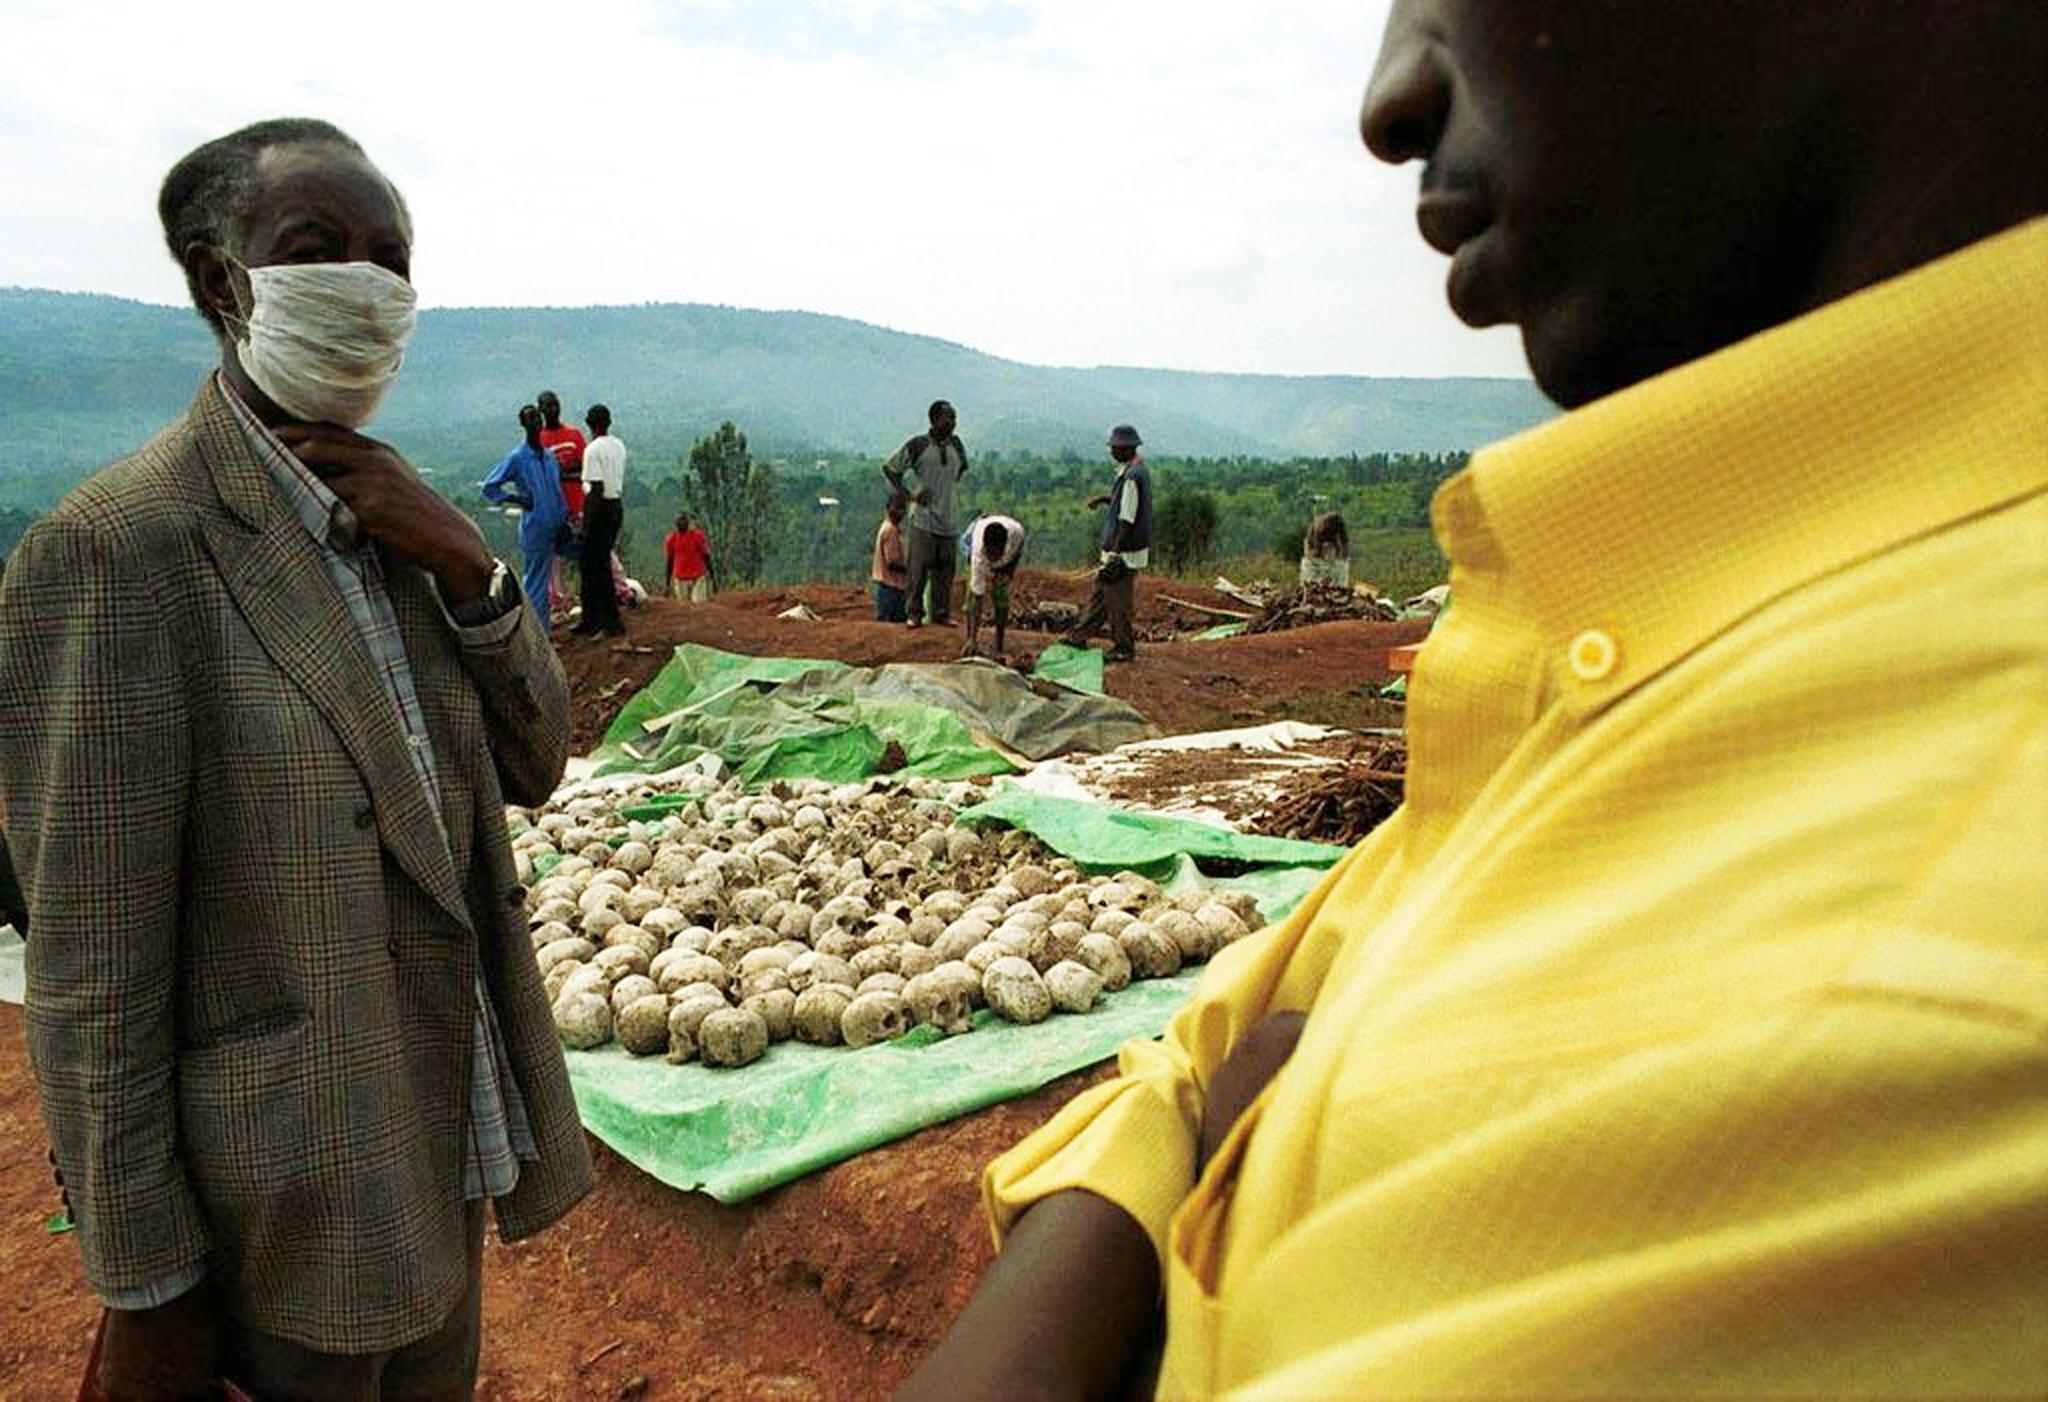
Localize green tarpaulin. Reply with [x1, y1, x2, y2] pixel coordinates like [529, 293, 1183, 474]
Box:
[1028, 641, 1105, 694]
[563, 793, 1344, 1202]
[562, 655, 1345, 1199]
[569, 969, 1208, 1203]
[957, 786, 1346, 873]
[769, 662, 1147, 762]
[601, 646, 837, 749]
[591, 644, 1149, 785]
[594, 646, 1012, 784]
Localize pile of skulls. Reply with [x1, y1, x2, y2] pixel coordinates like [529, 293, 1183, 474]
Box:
[509, 773, 1262, 1069]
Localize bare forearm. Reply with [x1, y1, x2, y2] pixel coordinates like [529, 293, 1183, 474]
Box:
[897, 1190, 1159, 1401]
[1198, 1011, 1305, 1174]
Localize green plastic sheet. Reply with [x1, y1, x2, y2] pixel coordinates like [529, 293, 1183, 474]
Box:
[1028, 641, 1105, 694]
[559, 788, 1342, 1202]
[593, 644, 1016, 784]
[564, 853, 1335, 1203]
[957, 786, 1347, 873]
[568, 969, 1204, 1202]
[591, 644, 1149, 786]
[602, 645, 836, 748]
[769, 659, 1146, 760]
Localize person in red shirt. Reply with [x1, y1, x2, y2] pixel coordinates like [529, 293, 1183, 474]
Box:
[663, 514, 712, 602]
[536, 390, 586, 620]
[536, 391, 586, 515]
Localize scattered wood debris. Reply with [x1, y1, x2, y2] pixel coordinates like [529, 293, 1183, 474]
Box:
[1243, 584, 1399, 635]
[1250, 734, 1407, 845]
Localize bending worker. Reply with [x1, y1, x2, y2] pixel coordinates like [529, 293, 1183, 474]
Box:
[962, 512, 1025, 663]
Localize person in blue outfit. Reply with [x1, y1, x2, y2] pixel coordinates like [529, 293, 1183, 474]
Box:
[481, 404, 570, 628]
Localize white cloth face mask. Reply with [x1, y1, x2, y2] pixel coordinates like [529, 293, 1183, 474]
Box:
[228, 260, 417, 427]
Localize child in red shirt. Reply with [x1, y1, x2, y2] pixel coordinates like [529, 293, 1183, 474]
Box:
[664, 514, 712, 602]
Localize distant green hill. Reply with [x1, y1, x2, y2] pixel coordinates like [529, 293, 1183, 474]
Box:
[0, 287, 1553, 491]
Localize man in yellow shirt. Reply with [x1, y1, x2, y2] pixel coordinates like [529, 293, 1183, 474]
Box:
[903, 4, 2045, 1398]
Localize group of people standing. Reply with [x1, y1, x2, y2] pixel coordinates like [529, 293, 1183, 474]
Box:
[479, 387, 1145, 663]
[481, 392, 631, 637]
[873, 399, 1153, 664]
[479, 396, 715, 638]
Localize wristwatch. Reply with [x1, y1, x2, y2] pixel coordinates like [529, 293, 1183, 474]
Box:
[446, 557, 519, 627]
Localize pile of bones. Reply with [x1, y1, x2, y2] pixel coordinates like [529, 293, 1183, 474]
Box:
[510, 773, 1263, 1069]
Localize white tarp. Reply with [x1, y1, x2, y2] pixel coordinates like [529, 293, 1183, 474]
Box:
[1, 925, 22, 1006]
[1013, 722, 1378, 830]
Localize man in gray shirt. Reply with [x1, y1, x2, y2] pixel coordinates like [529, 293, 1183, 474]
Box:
[881, 399, 969, 627]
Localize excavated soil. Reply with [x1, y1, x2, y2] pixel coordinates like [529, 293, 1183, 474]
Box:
[560, 570, 1427, 753]
[1, 568, 1424, 1399]
[0, 1012, 1111, 1400]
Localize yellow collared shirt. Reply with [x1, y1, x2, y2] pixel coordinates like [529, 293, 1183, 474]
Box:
[987, 220, 2048, 1399]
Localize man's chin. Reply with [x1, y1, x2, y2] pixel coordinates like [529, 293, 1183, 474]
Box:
[1521, 318, 1604, 412]
[1445, 242, 1511, 330]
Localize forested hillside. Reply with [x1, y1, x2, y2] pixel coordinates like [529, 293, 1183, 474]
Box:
[1, 288, 1547, 476]
[0, 287, 1548, 579]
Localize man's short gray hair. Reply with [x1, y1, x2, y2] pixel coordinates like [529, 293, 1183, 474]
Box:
[157, 117, 366, 337]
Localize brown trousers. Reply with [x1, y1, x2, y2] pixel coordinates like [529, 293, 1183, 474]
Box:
[1067, 566, 1138, 656]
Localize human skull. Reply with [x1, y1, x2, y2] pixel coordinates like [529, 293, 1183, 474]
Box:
[841, 990, 912, 1048]
[905, 971, 974, 1036]
[981, 956, 1053, 1025]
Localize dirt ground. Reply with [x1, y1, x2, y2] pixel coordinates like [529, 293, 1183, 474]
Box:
[0, 999, 1111, 1400]
[1, 569, 1420, 1400]
[562, 569, 1428, 753]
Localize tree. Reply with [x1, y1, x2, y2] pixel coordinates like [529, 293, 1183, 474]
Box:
[1154, 489, 1222, 574]
[682, 421, 781, 588]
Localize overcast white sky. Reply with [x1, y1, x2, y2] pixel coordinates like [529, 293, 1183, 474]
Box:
[0, 0, 1529, 380]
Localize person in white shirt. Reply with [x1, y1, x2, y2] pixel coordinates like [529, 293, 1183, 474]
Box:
[963, 514, 1026, 662]
[575, 404, 628, 637]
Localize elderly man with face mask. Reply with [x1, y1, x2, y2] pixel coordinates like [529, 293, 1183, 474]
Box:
[904, 6, 2045, 1400]
[0, 118, 592, 1399]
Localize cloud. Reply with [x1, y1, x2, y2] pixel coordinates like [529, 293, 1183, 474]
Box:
[0, 0, 1529, 380]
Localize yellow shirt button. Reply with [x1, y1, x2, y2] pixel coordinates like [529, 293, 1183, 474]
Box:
[1568, 629, 1619, 681]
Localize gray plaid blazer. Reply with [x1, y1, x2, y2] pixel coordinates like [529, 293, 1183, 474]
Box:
[0, 380, 592, 1352]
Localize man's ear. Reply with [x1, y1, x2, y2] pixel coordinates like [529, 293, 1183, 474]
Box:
[189, 244, 247, 332]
